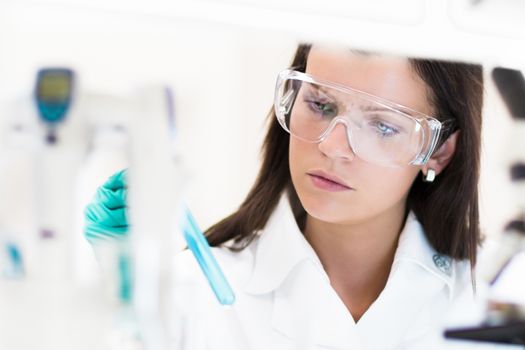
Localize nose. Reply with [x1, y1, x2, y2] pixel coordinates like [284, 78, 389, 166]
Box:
[318, 120, 356, 161]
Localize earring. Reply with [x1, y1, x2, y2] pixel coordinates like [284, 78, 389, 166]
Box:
[423, 169, 436, 183]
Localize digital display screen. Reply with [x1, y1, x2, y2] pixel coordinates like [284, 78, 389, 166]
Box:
[37, 73, 71, 102]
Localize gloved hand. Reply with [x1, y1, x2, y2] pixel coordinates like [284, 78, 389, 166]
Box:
[84, 169, 129, 244]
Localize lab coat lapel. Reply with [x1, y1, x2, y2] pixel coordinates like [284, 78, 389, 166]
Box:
[271, 260, 366, 349]
[355, 261, 447, 350]
[243, 194, 365, 348]
[355, 213, 455, 349]
[243, 194, 314, 295]
[244, 194, 455, 349]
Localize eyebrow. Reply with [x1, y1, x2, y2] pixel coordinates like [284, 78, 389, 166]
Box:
[310, 84, 336, 99]
[311, 84, 416, 116]
[362, 105, 411, 115]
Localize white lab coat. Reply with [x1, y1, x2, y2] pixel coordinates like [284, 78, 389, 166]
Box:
[167, 194, 520, 350]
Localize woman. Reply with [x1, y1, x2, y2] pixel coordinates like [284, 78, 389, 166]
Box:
[86, 44, 499, 349]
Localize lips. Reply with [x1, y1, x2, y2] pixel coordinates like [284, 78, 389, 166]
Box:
[307, 170, 353, 190]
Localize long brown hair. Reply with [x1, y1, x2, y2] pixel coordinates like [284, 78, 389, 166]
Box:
[205, 44, 484, 267]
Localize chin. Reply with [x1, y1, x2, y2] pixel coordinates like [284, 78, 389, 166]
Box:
[296, 188, 355, 224]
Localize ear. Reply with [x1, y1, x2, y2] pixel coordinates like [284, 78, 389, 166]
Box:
[422, 130, 460, 177]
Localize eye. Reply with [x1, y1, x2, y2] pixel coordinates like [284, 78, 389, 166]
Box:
[371, 120, 399, 137]
[304, 98, 338, 117]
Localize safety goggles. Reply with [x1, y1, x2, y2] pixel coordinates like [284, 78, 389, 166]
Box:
[274, 69, 455, 168]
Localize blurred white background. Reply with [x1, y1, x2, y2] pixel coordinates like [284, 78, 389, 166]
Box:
[0, 0, 524, 349]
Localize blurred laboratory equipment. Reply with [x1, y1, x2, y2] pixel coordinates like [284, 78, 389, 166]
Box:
[0, 64, 252, 350]
[128, 85, 251, 350]
[35, 68, 75, 144]
[126, 85, 185, 350]
[0, 66, 106, 350]
[445, 68, 525, 346]
[0, 67, 187, 350]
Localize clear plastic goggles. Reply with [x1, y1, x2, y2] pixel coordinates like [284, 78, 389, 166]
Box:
[274, 69, 454, 168]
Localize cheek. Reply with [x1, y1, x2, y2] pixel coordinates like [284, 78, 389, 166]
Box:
[350, 164, 423, 225]
[289, 138, 321, 202]
[365, 169, 418, 205]
[336, 169, 419, 223]
[289, 137, 311, 177]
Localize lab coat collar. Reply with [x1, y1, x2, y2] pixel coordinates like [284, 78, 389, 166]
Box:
[242, 193, 459, 349]
[243, 193, 456, 299]
[393, 211, 456, 300]
[243, 193, 326, 295]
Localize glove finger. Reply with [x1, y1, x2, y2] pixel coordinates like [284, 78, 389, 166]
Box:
[96, 186, 127, 210]
[103, 169, 128, 191]
[85, 202, 127, 228]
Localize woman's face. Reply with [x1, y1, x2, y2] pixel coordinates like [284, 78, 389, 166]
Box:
[289, 46, 435, 225]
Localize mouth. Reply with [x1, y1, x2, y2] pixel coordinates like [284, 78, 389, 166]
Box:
[307, 170, 354, 191]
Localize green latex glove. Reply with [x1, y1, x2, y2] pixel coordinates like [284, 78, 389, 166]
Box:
[84, 169, 129, 244]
